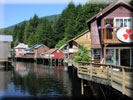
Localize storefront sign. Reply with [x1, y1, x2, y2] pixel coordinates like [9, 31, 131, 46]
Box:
[116, 27, 133, 43]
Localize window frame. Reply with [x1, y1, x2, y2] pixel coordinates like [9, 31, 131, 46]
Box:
[114, 17, 133, 27]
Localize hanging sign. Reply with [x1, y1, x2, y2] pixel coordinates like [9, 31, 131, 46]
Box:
[116, 27, 133, 43]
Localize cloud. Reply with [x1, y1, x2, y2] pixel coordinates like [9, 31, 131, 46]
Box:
[0, 0, 88, 4]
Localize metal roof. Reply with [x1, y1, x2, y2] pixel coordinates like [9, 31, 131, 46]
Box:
[34, 44, 44, 49]
[15, 43, 28, 49]
[0, 35, 13, 42]
[25, 44, 44, 51]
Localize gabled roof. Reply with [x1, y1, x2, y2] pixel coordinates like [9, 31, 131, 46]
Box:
[0, 35, 13, 42]
[59, 44, 67, 50]
[15, 43, 28, 49]
[25, 46, 34, 51]
[86, 0, 133, 23]
[67, 30, 89, 43]
[25, 44, 49, 51]
[45, 48, 57, 54]
[34, 44, 44, 49]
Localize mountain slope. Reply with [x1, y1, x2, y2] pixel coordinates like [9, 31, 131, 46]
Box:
[0, 14, 60, 32]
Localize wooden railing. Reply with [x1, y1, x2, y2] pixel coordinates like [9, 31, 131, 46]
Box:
[0, 58, 9, 62]
[77, 61, 133, 98]
[101, 27, 122, 44]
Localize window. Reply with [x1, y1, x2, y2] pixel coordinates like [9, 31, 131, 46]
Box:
[116, 19, 123, 27]
[92, 49, 101, 59]
[85, 34, 89, 39]
[124, 19, 132, 27]
[114, 17, 133, 27]
[106, 49, 114, 64]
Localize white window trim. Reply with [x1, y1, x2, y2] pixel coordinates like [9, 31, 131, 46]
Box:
[114, 17, 133, 27]
[92, 49, 101, 60]
[106, 47, 133, 67]
[85, 34, 89, 39]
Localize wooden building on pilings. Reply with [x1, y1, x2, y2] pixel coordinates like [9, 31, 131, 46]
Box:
[76, 0, 133, 99]
[86, 0, 133, 67]
[14, 44, 49, 62]
[40, 48, 64, 65]
[0, 35, 13, 66]
[60, 30, 91, 66]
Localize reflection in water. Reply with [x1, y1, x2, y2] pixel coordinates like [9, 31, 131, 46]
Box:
[13, 62, 72, 97]
[0, 62, 131, 100]
[0, 71, 11, 91]
[0, 62, 83, 100]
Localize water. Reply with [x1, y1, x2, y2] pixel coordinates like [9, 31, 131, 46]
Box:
[0, 62, 131, 100]
[0, 62, 91, 100]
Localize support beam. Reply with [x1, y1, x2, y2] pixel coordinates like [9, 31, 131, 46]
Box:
[104, 44, 108, 64]
[122, 67, 126, 94]
[81, 79, 84, 95]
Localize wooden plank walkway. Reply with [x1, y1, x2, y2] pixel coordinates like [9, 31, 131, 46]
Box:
[0, 59, 8, 62]
[74, 61, 133, 99]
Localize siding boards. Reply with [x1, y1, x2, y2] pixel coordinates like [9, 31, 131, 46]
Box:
[91, 21, 101, 49]
[0, 42, 10, 59]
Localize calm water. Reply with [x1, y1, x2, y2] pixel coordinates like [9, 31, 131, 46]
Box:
[0, 62, 131, 100]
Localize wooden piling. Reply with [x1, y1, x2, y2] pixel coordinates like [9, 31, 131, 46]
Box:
[81, 79, 84, 95]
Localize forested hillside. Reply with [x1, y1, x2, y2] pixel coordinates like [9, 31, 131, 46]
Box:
[0, 14, 60, 33]
[1, 0, 132, 48]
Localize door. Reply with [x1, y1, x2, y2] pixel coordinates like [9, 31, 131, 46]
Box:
[120, 49, 130, 67]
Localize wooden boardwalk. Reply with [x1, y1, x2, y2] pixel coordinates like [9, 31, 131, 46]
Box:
[0, 59, 9, 62]
[74, 61, 133, 99]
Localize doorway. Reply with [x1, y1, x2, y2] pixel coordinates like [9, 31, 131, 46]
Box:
[120, 49, 130, 67]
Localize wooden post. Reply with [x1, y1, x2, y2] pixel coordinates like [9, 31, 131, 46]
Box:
[101, 28, 103, 40]
[90, 63, 93, 80]
[110, 66, 113, 86]
[42, 59, 44, 64]
[122, 67, 126, 94]
[106, 66, 110, 85]
[81, 79, 84, 95]
[104, 44, 108, 64]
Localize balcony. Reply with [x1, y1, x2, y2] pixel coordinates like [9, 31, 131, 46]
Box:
[69, 48, 78, 53]
[101, 27, 122, 44]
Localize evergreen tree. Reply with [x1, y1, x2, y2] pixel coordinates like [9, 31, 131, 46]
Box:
[1, 1, 109, 48]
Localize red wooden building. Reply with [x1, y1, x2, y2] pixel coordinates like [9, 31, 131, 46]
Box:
[43, 48, 64, 59]
[87, 0, 133, 67]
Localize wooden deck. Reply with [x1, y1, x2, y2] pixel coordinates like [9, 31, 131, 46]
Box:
[74, 62, 133, 99]
[0, 59, 9, 62]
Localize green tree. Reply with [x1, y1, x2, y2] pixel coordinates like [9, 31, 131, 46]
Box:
[73, 46, 91, 62]
[24, 14, 39, 45]
[55, 36, 68, 48]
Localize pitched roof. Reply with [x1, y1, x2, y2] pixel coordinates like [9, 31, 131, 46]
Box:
[67, 30, 89, 43]
[45, 48, 57, 54]
[15, 43, 28, 49]
[34, 44, 44, 49]
[25, 46, 34, 51]
[0, 35, 13, 42]
[59, 44, 67, 50]
[86, 0, 133, 23]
